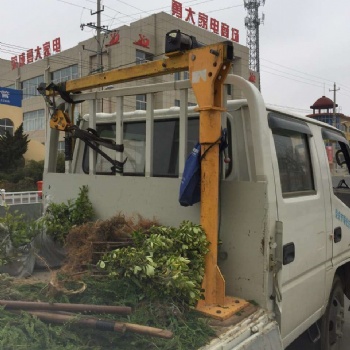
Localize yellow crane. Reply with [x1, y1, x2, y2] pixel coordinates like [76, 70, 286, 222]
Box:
[40, 30, 249, 320]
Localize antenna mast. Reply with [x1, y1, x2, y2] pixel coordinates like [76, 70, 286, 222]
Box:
[244, 0, 265, 90]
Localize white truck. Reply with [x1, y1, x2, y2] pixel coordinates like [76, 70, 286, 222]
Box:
[40, 36, 350, 349]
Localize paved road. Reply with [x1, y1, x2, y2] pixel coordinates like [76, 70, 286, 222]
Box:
[287, 297, 350, 349]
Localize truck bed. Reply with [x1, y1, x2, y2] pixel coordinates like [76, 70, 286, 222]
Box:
[202, 307, 283, 350]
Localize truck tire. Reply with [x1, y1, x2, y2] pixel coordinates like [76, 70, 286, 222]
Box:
[320, 275, 344, 350]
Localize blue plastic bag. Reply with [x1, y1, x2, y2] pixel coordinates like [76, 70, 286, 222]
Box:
[179, 143, 201, 206]
[179, 129, 228, 207]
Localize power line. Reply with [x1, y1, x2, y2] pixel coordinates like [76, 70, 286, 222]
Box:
[1, 38, 348, 99]
[1, 4, 350, 114]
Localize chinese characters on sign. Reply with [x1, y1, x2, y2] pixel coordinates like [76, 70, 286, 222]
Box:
[171, 0, 239, 42]
[11, 38, 61, 70]
[133, 34, 150, 49]
[0, 87, 22, 107]
[105, 32, 120, 47]
[105, 32, 150, 48]
[0, 89, 10, 105]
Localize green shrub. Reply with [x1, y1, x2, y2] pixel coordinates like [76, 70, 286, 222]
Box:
[23, 160, 44, 183]
[98, 221, 209, 306]
[0, 160, 44, 191]
[56, 152, 65, 173]
[0, 205, 43, 265]
[0, 275, 215, 350]
[0, 159, 44, 191]
[44, 185, 94, 245]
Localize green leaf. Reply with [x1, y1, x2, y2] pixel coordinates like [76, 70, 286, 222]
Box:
[145, 264, 155, 276]
[133, 266, 142, 274]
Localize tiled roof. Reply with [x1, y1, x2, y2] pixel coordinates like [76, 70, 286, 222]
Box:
[310, 96, 337, 109]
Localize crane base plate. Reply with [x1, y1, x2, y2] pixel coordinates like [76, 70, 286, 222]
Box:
[196, 296, 250, 321]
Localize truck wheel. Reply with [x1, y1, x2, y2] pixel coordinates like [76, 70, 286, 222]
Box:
[320, 275, 344, 350]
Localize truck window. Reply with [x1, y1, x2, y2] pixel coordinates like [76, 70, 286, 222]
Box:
[82, 118, 199, 177]
[268, 112, 315, 197]
[322, 128, 350, 175]
[322, 128, 350, 206]
[273, 130, 315, 197]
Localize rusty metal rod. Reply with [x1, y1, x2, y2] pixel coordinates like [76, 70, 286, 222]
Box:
[0, 300, 131, 315]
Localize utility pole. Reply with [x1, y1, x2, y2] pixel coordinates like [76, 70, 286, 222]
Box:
[244, 0, 265, 91]
[95, 0, 102, 73]
[81, 0, 113, 112]
[329, 82, 340, 128]
[81, 0, 111, 74]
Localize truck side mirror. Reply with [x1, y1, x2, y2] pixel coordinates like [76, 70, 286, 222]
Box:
[335, 150, 346, 167]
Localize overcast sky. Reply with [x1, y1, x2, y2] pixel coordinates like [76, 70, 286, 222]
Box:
[1, 0, 349, 115]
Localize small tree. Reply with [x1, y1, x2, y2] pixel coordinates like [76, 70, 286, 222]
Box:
[23, 159, 44, 183]
[0, 123, 29, 172]
[44, 185, 95, 244]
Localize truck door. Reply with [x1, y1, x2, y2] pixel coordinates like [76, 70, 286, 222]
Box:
[321, 129, 350, 268]
[269, 112, 328, 345]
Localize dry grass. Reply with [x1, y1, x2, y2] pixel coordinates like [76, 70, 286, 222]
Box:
[60, 213, 158, 275]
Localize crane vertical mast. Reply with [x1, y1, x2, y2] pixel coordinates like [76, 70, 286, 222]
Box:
[244, 0, 265, 90]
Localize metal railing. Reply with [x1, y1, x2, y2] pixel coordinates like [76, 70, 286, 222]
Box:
[0, 191, 42, 206]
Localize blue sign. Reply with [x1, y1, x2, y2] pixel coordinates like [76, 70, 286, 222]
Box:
[0, 87, 22, 107]
[335, 209, 350, 229]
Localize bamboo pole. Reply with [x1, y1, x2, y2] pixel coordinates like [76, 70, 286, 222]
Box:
[25, 311, 173, 339]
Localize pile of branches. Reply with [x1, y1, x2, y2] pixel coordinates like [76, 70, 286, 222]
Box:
[0, 214, 215, 349]
[61, 213, 158, 274]
[0, 274, 214, 350]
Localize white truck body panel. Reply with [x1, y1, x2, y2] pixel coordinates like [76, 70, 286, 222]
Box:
[200, 310, 282, 350]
